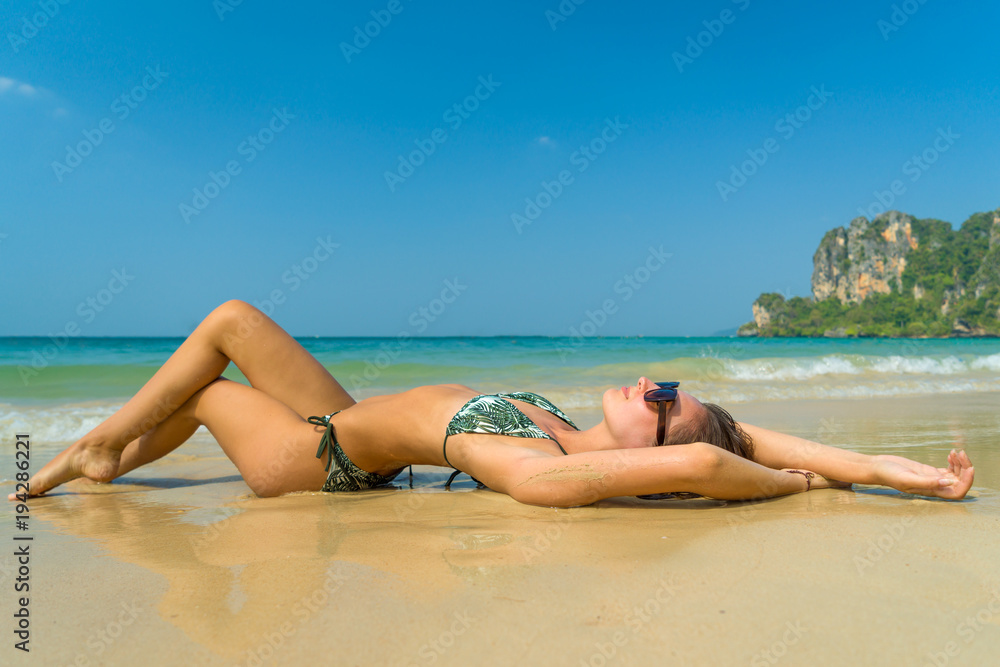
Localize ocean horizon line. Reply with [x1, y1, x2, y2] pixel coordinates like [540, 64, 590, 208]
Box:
[0, 334, 743, 341]
[2, 334, 999, 342]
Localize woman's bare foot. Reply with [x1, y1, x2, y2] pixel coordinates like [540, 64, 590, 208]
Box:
[7, 438, 122, 500]
[873, 449, 975, 500]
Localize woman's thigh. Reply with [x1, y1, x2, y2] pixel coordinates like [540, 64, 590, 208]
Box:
[210, 300, 355, 418]
[192, 378, 330, 496]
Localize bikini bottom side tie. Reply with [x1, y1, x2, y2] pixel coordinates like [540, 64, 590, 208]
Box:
[307, 412, 401, 492]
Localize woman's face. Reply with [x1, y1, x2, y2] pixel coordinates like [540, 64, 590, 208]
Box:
[602, 377, 704, 448]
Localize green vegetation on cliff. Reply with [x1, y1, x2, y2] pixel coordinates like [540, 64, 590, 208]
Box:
[740, 208, 1000, 338]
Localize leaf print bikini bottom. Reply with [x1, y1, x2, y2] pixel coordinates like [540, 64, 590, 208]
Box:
[308, 412, 402, 492]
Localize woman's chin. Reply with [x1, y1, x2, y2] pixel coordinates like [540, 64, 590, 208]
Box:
[601, 388, 616, 410]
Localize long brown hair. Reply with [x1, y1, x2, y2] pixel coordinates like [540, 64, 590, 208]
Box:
[662, 402, 755, 460]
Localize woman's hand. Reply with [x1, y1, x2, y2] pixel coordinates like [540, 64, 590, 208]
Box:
[781, 469, 852, 491]
[872, 449, 974, 500]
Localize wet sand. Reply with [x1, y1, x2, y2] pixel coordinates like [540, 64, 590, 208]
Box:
[4, 392, 1000, 666]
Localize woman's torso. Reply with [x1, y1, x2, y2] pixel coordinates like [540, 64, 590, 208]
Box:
[328, 385, 578, 476]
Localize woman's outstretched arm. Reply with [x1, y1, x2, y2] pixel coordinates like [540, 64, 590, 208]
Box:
[738, 422, 974, 499]
[739, 422, 877, 481]
[459, 441, 833, 508]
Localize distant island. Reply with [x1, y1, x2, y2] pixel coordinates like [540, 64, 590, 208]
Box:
[738, 207, 1000, 337]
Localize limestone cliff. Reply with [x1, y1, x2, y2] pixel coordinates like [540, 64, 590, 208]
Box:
[811, 211, 918, 304]
[751, 301, 771, 328]
[741, 207, 1000, 337]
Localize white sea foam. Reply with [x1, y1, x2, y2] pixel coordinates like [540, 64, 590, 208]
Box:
[0, 402, 120, 444]
[718, 353, 1000, 381]
[970, 352, 1000, 371]
[696, 377, 1000, 405]
[0, 401, 210, 445]
[722, 355, 862, 381]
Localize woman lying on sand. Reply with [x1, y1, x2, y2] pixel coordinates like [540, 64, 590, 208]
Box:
[13, 300, 975, 505]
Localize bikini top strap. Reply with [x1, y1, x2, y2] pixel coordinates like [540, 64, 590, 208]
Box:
[442, 434, 453, 468]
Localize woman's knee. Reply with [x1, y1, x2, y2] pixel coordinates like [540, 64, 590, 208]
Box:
[209, 299, 263, 326]
[204, 300, 272, 346]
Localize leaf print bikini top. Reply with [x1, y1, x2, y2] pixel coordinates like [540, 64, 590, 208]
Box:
[441, 392, 579, 487]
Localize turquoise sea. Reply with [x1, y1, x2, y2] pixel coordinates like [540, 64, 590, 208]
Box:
[2, 336, 1000, 443]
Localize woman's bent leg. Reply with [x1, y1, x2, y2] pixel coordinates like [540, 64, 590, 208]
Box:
[113, 379, 329, 495]
[21, 379, 328, 498]
[88, 299, 354, 453]
[187, 379, 330, 496]
[206, 300, 357, 419]
[16, 300, 352, 498]
[114, 412, 202, 478]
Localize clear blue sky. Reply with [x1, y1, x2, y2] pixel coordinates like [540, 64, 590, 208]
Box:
[2, 0, 997, 337]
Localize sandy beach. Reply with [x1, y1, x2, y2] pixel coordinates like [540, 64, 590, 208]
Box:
[4, 392, 999, 666]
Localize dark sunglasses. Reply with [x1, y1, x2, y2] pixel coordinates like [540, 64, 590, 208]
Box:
[643, 381, 680, 446]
